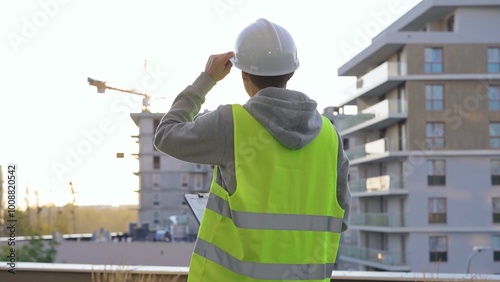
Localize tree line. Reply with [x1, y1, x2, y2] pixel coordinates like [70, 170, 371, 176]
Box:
[1, 204, 137, 236]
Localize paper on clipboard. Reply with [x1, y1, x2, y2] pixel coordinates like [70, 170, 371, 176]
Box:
[184, 193, 209, 224]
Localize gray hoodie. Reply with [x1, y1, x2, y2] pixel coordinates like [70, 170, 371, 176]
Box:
[154, 72, 351, 231]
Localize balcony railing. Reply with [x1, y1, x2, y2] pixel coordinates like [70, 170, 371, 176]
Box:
[345, 137, 402, 161]
[339, 245, 409, 267]
[349, 175, 406, 193]
[336, 99, 407, 133]
[356, 62, 407, 92]
[350, 213, 408, 228]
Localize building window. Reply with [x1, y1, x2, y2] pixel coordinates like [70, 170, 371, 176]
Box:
[488, 48, 500, 73]
[493, 235, 500, 261]
[181, 174, 188, 187]
[428, 160, 446, 186]
[153, 193, 160, 207]
[425, 85, 444, 111]
[489, 85, 500, 111]
[425, 47, 443, 73]
[194, 174, 203, 190]
[152, 173, 160, 189]
[490, 123, 500, 148]
[153, 156, 160, 169]
[428, 198, 447, 224]
[426, 122, 445, 149]
[493, 198, 500, 223]
[429, 236, 448, 262]
[492, 160, 500, 185]
[153, 211, 160, 225]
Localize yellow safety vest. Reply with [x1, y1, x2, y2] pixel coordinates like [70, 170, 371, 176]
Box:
[188, 104, 344, 282]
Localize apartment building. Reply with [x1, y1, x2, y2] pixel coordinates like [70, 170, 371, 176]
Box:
[130, 112, 213, 238]
[334, 0, 500, 274]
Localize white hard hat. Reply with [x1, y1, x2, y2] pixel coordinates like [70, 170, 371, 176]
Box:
[231, 18, 299, 76]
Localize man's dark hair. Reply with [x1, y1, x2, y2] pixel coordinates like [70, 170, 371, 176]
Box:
[247, 72, 294, 89]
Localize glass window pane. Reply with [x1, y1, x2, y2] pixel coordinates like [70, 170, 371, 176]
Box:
[434, 123, 444, 136]
[432, 64, 443, 73]
[429, 237, 438, 249]
[429, 198, 446, 212]
[493, 198, 500, 211]
[425, 101, 433, 111]
[489, 48, 500, 62]
[490, 86, 500, 99]
[427, 160, 434, 174]
[490, 123, 500, 136]
[429, 236, 446, 251]
[434, 101, 443, 111]
[438, 199, 446, 212]
[435, 160, 446, 175]
[492, 160, 500, 175]
[490, 101, 500, 111]
[429, 237, 436, 249]
[433, 85, 443, 98]
[425, 85, 432, 99]
[435, 138, 444, 148]
[493, 235, 500, 249]
[432, 49, 442, 61]
[428, 199, 435, 211]
[425, 48, 433, 61]
[489, 64, 500, 73]
[491, 139, 500, 148]
[425, 64, 431, 73]
[426, 123, 434, 136]
[429, 198, 446, 213]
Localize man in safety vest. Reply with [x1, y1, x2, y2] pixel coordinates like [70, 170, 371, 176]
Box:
[154, 18, 351, 282]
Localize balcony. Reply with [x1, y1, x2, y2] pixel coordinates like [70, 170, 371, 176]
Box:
[340, 61, 406, 106]
[349, 175, 407, 196]
[345, 137, 408, 164]
[336, 99, 407, 136]
[338, 245, 410, 271]
[350, 213, 408, 229]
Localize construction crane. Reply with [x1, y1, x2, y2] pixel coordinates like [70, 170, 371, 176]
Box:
[87, 77, 153, 112]
[87, 61, 165, 112]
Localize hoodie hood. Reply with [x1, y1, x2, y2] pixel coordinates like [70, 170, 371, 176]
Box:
[243, 87, 323, 150]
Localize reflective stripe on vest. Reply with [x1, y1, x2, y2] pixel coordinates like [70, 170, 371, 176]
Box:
[205, 192, 343, 232]
[194, 238, 335, 280]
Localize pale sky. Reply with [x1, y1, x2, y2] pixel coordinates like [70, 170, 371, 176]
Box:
[1, 0, 422, 208]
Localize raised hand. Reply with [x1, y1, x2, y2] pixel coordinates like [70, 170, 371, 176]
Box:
[204, 51, 234, 82]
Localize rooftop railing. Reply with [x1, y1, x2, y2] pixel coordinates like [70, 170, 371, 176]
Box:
[2, 262, 500, 282]
[350, 212, 409, 228]
[339, 245, 410, 267]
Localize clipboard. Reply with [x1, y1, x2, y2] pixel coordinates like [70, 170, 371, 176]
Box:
[184, 193, 209, 224]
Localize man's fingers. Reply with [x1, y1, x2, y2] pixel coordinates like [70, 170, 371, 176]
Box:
[215, 51, 234, 62]
[205, 52, 234, 81]
[223, 51, 234, 59]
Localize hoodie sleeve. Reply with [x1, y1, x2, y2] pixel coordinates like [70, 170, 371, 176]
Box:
[153, 72, 230, 166]
[335, 130, 351, 232]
